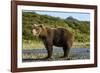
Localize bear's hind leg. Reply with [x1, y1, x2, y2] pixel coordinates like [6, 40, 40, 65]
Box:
[61, 46, 70, 59]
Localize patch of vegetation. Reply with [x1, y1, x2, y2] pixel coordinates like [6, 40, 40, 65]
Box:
[22, 11, 90, 48]
[23, 40, 90, 49]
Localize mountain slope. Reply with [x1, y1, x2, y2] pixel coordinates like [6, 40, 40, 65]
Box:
[22, 12, 90, 43]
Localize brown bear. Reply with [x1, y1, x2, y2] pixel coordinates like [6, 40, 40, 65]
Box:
[32, 24, 74, 59]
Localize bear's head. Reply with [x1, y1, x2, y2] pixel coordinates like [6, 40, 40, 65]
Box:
[32, 24, 46, 37]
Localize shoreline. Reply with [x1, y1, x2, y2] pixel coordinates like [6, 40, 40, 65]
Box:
[22, 41, 90, 50]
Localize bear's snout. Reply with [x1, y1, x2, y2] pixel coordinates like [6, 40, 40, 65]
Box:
[32, 29, 38, 36]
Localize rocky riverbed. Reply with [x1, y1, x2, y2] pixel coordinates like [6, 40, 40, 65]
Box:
[22, 48, 90, 62]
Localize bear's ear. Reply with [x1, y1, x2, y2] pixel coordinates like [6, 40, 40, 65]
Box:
[33, 24, 38, 27]
[39, 24, 45, 29]
[32, 24, 38, 29]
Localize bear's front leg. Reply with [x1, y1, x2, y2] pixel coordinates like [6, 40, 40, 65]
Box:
[42, 36, 53, 60]
[43, 41, 53, 59]
[46, 44, 53, 59]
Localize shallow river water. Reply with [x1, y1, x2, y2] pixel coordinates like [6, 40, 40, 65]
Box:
[22, 48, 90, 62]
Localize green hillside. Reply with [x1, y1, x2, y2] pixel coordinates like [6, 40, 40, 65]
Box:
[22, 12, 90, 44]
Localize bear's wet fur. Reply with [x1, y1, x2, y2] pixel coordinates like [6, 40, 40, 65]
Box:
[32, 24, 74, 59]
